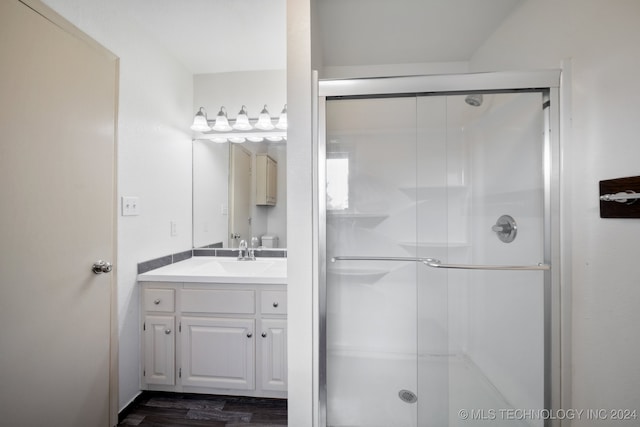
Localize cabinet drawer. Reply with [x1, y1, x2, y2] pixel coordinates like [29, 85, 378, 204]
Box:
[144, 288, 175, 312]
[181, 289, 255, 314]
[261, 291, 287, 315]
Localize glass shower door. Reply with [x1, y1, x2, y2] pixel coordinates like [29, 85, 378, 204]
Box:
[324, 91, 548, 427]
[325, 96, 426, 427]
[439, 92, 547, 427]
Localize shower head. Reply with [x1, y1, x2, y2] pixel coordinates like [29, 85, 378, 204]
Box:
[465, 94, 483, 107]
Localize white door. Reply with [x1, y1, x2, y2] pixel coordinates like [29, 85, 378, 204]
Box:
[0, 1, 117, 426]
[229, 144, 252, 247]
[181, 317, 255, 390]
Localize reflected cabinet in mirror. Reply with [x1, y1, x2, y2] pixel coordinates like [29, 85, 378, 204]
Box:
[193, 139, 286, 249]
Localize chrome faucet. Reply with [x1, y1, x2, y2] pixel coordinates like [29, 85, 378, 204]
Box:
[238, 239, 248, 260]
[238, 239, 257, 261]
[248, 236, 259, 260]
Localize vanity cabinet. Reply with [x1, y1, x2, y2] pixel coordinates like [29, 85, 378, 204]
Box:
[142, 287, 175, 386]
[140, 282, 287, 398]
[181, 316, 255, 390]
[255, 153, 277, 206]
[260, 318, 287, 392]
[259, 290, 287, 392]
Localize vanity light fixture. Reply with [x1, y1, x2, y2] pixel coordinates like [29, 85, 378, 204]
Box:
[275, 104, 287, 130]
[190, 107, 211, 132]
[232, 105, 252, 131]
[254, 105, 275, 130]
[212, 106, 232, 132]
[191, 104, 287, 144]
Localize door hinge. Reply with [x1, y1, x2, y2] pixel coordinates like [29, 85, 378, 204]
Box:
[143, 369, 146, 377]
[179, 322, 182, 333]
[143, 322, 146, 331]
[179, 368, 182, 378]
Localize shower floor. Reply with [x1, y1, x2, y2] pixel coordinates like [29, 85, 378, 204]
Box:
[327, 351, 534, 427]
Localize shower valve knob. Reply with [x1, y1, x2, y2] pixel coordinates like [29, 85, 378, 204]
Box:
[492, 215, 517, 243]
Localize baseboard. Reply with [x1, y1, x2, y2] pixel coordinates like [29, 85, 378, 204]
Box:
[117, 391, 144, 424]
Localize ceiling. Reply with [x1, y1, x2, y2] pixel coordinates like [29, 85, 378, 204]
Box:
[123, 0, 522, 75]
[317, 0, 524, 67]
[124, 0, 287, 74]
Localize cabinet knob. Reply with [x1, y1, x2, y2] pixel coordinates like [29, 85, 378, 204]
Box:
[262, 332, 268, 338]
[154, 299, 161, 305]
[246, 332, 253, 338]
[164, 329, 171, 335]
[273, 302, 279, 308]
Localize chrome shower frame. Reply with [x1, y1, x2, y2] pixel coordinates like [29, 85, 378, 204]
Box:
[314, 71, 563, 427]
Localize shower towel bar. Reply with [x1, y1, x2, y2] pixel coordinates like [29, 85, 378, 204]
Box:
[331, 256, 550, 271]
[599, 191, 640, 203]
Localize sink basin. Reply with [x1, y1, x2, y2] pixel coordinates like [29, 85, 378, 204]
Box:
[211, 259, 273, 275]
[137, 256, 287, 284]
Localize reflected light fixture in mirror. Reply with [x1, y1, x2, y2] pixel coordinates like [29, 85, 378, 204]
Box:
[212, 106, 232, 131]
[190, 107, 211, 132]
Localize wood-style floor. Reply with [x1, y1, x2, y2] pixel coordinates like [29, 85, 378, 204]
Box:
[118, 392, 287, 426]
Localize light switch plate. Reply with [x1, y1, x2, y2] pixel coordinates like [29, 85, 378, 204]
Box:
[122, 196, 140, 216]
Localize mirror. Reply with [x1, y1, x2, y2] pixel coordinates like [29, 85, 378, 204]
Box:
[193, 138, 286, 249]
[192, 70, 287, 248]
[191, 71, 287, 250]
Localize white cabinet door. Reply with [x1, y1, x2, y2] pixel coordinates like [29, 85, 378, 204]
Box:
[144, 316, 175, 385]
[260, 319, 288, 392]
[181, 317, 255, 390]
[266, 155, 278, 205]
[256, 153, 278, 205]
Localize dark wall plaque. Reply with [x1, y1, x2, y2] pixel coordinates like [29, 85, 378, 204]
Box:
[599, 176, 640, 218]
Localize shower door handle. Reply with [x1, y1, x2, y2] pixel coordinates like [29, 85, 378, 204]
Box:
[331, 256, 428, 263]
[331, 256, 549, 271]
[423, 259, 550, 271]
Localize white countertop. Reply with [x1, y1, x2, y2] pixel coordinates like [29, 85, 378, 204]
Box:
[138, 256, 287, 284]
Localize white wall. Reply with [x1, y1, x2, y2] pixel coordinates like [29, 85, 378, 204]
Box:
[288, 0, 317, 425]
[40, 0, 194, 411]
[193, 140, 229, 247]
[320, 61, 469, 80]
[470, 0, 640, 422]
